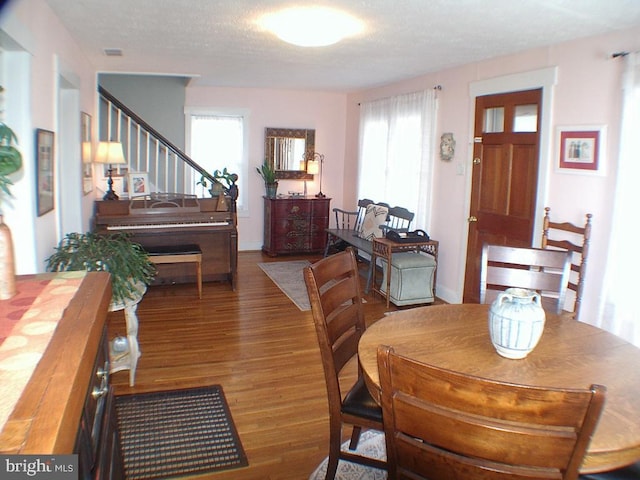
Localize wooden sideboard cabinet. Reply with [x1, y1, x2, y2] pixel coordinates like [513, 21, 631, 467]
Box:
[76, 326, 124, 480]
[263, 196, 331, 256]
[0, 272, 122, 479]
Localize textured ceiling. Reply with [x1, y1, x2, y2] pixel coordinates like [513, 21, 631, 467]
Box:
[43, 0, 640, 92]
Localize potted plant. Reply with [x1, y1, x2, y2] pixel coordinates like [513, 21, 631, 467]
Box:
[0, 118, 23, 299]
[46, 231, 156, 305]
[256, 160, 278, 198]
[197, 167, 239, 200]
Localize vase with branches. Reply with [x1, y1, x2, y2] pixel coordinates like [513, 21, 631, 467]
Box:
[0, 109, 23, 299]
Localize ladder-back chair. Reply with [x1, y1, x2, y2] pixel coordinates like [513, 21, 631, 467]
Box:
[542, 207, 592, 320]
[480, 243, 573, 315]
[303, 248, 386, 479]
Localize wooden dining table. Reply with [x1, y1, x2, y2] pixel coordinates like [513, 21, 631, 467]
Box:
[357, 303, 640, 474]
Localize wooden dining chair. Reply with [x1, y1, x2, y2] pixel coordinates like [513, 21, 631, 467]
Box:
[303, 248, 386, 479]
[480, 243, 573, 314]
[542, 207, 593, 320]
[377, 344, 607, 480]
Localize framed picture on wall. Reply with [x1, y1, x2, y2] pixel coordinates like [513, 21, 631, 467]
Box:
[81, 112, 93, 195]
[556, 125, 606, 175]
[36, 128, 55, 216]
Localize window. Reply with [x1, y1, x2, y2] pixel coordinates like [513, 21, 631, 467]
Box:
[186, 109, 249, 212]
[513, 104, 538, 132]
[483, 107, 504, 133]
[358, 90, 437, 230]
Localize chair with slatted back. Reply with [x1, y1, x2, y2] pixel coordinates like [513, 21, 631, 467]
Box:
[377, 344, 607, 480]
[303, 248, 386, 479]
[382, 205, 414, 233]
[542, 207, 593, 320]
[480, 243, 573, 315]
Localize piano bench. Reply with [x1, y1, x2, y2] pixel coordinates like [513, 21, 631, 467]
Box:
[145, 244, 202, 299]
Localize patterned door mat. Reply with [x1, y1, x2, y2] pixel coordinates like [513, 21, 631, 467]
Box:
[115, 385, 248, 479]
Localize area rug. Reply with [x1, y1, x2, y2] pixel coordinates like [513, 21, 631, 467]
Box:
[258, 260, 312, 310]
[115, 385, 248, 479]
[309, 430, 387, 480]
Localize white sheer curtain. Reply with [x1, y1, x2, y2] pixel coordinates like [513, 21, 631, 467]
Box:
[357, 90, 437, 230]
[600, 53, 640, 347]
[189, 113, 246, 210]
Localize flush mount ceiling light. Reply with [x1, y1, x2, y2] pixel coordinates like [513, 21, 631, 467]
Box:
[259, 7, 364, 47]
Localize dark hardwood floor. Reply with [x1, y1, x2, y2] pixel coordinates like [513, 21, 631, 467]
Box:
[107, 250, 425, 479]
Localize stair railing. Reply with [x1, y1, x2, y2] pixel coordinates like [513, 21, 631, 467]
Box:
[98, 86, 214, 195]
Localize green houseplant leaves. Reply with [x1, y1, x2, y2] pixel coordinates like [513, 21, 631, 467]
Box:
[46, 232, 156, 304]
[0, 122, 23, 202]
[256, 161, 277, 184]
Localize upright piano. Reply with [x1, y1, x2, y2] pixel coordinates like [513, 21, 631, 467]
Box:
[93, 194, 237, 290]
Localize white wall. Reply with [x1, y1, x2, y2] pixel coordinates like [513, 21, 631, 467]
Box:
[185, 86, 348, 251]
[1, 0, 98, 274]
[345, 25, 640, 330]
[2, 0, 639, 333]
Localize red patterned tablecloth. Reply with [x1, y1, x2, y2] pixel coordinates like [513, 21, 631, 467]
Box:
[0, 272, 86, 432]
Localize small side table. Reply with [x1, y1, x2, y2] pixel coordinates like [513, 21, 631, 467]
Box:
[372, 237, 439, 308]
[108, 282, 146, 387]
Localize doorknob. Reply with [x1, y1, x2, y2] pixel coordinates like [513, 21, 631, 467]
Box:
[468, 216, 478, 222]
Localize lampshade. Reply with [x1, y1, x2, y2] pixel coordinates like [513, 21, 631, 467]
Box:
[306, 152, 325, 198]
[306, 159, 320, 175]
[94, 141, 126, 165]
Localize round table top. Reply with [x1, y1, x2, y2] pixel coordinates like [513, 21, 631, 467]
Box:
[358, 303, 640, 473]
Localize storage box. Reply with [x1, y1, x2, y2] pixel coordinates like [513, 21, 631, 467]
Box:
[380, 252, 436, 306]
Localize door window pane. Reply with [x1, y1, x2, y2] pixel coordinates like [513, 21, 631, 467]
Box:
[513, 104, 538, 132]
[483, 107, 504, 133]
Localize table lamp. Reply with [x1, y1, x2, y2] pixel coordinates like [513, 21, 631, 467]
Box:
[306, 152, 325, 198]
[94, 141, 127, 200]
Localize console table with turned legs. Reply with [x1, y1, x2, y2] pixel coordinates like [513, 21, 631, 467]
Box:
[108, 281, 146, 387]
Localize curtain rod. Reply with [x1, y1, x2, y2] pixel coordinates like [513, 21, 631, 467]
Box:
[611, 51, 640, 58]
[357, 85, 442, 105]
[612, 52, 629, 58]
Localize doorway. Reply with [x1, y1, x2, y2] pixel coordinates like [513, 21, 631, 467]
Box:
[57, 81, 82, 238]
[462, 88, 542, 303]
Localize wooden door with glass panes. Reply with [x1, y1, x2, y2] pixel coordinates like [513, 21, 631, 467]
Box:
[463, 89, 542, 303]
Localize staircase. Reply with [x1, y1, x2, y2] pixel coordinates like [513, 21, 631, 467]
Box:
[98, 86, 214, 195]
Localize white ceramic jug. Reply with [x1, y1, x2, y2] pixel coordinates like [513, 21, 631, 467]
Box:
[488, 288, 546, 359]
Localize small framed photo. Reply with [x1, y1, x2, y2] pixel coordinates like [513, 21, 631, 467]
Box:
[556, 125, 606, 175]
[128, 172, 149, 196]
[36, 128, 55, 216]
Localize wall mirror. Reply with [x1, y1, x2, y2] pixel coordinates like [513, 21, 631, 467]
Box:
[265, 127, 314, 180]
